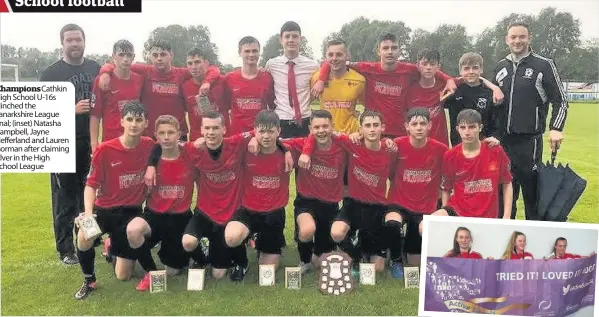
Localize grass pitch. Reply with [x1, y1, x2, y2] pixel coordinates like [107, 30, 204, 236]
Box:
[1, 103, 597, 315]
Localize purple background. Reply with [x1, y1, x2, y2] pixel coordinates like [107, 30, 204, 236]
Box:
[424, 255, 596, 316]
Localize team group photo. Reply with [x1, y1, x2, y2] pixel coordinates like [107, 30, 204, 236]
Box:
[1, 1, 598, 315]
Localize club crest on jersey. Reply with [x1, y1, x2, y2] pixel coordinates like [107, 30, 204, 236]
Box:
[476, 98, 488, 109]
[488, 161, 497, 172]
[523, 68, 534, 79]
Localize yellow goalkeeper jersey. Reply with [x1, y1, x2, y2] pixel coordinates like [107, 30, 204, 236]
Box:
[311, 69, 365, 134]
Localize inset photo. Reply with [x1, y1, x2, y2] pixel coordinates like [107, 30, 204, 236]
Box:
[419, 216, 598, 317]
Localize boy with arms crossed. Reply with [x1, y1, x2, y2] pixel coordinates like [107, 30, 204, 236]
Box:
[74, 101, 155, 299]
[421, 109, 513, 234]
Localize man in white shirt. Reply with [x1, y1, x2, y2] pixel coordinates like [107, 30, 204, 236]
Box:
[265, 21, 319, 138]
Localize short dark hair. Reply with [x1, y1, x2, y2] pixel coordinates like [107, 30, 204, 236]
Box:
[280, 21, 301, 36]
[238, 36, 260, 51]
[456, 109, 482, 126]
[416, 49, 440, 64]
[60, 23, 85, 43]
[359, 109, 384, 125]
[149, 39, 172, 52]
[310, 110, 333, 123]
[121, 101, 147, 118]
[254, 110, 280, 129]
[113, 39, 134, 54]
[327, 39, 346, 49]
[187, 47, 208, 59]
[507, 21, 531, 33]
[378, 33, 398, 47]
[201, 110, 225, 126]
[405, 107, 430, 123]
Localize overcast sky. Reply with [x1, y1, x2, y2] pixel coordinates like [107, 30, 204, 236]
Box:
[1, 0, 598, 67]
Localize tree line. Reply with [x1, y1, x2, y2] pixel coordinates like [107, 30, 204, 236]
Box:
[1, 7, 597, 81]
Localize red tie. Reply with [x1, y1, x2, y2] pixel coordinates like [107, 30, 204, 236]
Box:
[287, 60, 303, 125]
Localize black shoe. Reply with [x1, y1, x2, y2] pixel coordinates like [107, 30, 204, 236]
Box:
[74, 280, 96, 300]
[230, 263, 248, 282]
[61, 253, 79, 265]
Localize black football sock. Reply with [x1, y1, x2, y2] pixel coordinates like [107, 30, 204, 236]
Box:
[338, 235, 360, 263]
[136, 247, 158, 272]
[298, 240, 314, 264]
[231, 244, 248, 268]
[190, 246, 208, 266]
[385, 220, 404, 263]
[78, 248, 96, 282]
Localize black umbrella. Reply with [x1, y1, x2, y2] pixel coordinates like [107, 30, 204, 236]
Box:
[537, 150, 587, 222]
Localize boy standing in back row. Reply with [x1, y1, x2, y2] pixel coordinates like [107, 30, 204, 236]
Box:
[445, 52, 502, 147]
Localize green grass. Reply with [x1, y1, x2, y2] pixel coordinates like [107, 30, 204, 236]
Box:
[2, 103, 598, 315]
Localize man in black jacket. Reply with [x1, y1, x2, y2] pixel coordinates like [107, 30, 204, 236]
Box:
[40, 24, 101, 264]
[492, 22, 568, 220]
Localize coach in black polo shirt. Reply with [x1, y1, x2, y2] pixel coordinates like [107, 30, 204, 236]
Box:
[40, 24, 100, 264]
[492, 22, 568, 220]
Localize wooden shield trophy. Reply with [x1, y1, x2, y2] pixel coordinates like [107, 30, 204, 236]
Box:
[318, 251, 354, 296]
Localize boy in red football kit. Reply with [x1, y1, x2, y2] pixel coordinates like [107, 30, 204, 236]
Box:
[387, 107, 447, 268]
[90, 39, 143, 152]
[224, 110, 292, 274]
[125, 115, 195, 291]
[181, 47, 227, 141]
[223, 36, 275, 135]
[73, 101, 155, 300]
[405, 49, 503, 146]
[300, 110, 397, 273]
[312, 33, 456, 138]
[421, 109, 513, 233]
[263, 110, 347, 274]
[97, 40, 221, 140]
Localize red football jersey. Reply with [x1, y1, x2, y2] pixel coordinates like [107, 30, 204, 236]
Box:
[284, 137, 347, 203]
[404, 80, 449, 146]
[304, 134, 395, 205]
[445, 250, 483, 259]
[510, 251, 534, 260]
[319, 62, 451, 137]
[91, 72, 143, 141]
[184, 134, 251, 224]
[86, 137, 155, 208]
[146, 149, 196, 214]
[554, 253, 582, 259]
[388, 137, 447, 213]
[181, 76, 227, 141]
[441, 142, 512, 218]
[242, 150, 290, 212]
[224, 70, 274, 135]
[99, 63, 220, 137]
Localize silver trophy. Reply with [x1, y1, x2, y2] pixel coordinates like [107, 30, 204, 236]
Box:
[404, 265, 420, 289]
[150, 270, 167, 293]
[359, 263, 376, 285]
[196, 94, 215, 115]
[187, 268, 205, 291]
[285, 267, 301, 290]
[77, 214, 102, 241]
[259, 264, 276, 286]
